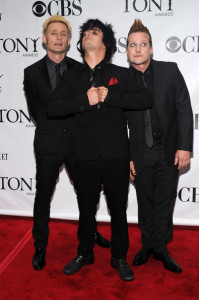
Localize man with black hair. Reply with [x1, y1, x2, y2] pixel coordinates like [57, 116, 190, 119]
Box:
[48, 18, 152, 281]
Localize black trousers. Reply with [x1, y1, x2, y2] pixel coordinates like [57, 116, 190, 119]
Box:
[134, 145, 179, 252]
[76, 157, 130, 259]
[33, 132, 78, 249]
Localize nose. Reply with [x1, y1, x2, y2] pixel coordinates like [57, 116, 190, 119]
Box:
[56, 33, 62, 40]
[135, 44, 141, 52]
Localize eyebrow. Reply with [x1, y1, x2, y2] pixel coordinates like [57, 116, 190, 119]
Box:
[131, 40, 147, 43]
[51, 29, 67, 33]
[87, 26, 101, 32]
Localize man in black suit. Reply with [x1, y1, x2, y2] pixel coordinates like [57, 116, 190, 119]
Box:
[23, 15, 110, 271]
[47, 19, 152, 281]
[127, 19, 193, 273]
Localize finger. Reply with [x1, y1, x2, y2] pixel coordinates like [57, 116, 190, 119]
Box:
[185, 159, 190, 167]
[178, 159, 184, 170]
[174, 156, 178, 166]
[130, 171, 135, 181]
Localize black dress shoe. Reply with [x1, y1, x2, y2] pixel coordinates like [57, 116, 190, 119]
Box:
[133, 247, 154, 266]
[63, 253, 94, 275]
[111, 257, 134, 281]
[153, 250, 182, 273]
[32, 248, 46, 270]
[94, 231, 110, 248]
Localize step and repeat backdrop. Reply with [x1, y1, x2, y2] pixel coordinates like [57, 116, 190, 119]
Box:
[1, 0, 199, 225]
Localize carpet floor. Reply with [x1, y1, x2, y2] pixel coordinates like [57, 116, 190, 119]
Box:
[0, 216, 199, 300]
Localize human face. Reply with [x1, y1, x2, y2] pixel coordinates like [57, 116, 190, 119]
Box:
[42, 22, 70, 56]
[127, 32, 153, 71]
[82, 27, 105, 53]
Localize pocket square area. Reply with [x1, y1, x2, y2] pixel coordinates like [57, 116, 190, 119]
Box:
[108, 77, 118, 85]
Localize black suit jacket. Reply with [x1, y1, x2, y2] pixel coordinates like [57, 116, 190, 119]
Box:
[23, 55, 81, 154]
[127, 59, 193, 172]
[47, 62, 152, 160]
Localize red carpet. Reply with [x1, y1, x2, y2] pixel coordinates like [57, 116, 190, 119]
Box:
[0, 216, 199, 300]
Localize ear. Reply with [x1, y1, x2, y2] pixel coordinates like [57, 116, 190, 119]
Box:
[150, 46, 153, 55]
[67, 38, 71, 47]
[42, 35, 46, 44]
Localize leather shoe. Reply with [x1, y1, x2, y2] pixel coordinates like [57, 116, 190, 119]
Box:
[94, 230, 110, 248]
[153, 250, 182, 273]
[111, 257, 134, 281]
[32, 248, 46, 270]
[63, 253, 94, 275]
[133, 247, 154, 266]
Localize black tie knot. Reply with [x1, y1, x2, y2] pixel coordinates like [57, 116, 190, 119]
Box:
[141, 71, 150, 88]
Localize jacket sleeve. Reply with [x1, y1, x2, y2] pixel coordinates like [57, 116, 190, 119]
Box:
[47, 73, 91, 118]
[23, 69, 39, 122]
[105, 68, 153, 110]
[174, 64, 193, 151]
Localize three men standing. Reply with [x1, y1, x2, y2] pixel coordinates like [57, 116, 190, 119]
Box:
[24, 14, 193, 280]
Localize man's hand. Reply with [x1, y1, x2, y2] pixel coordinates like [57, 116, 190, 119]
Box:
[130, 161, 136, 181]
[87, 87, 100, 105]
[174, 150, 191, 170]
[98, 86, 108, 102]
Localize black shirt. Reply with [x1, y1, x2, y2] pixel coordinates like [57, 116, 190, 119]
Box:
[46, 56, 67, 91]
[130, 62, 162, 140]
[47, 56, 70, 132]
[83, 59, 107, 110]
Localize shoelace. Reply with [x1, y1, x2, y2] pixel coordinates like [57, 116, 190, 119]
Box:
[74, 255, 84, 263]
[117, 259, 128, 266]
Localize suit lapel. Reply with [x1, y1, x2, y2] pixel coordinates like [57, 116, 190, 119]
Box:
[101, 63, 113, 87]
[78, 64, 93, 91]
[151, 59, 163, 112]
[129, 66, 144, 120]
[37, 55, 52, 92]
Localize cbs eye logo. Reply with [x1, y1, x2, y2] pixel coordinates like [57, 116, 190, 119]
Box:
[165, 37, 181, 53]
[32, 0, 82, 17]
[32, 1, 46, 17]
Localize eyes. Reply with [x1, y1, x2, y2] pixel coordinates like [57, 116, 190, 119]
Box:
[130, 42, 147, 47]
[92, 30, 98, 35]
[51, 32, 67, 37]
[83, 29, 99, 37]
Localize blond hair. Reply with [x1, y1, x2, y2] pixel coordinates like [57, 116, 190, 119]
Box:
[127, 19, 152, 46]
[42, 15, 72, 37]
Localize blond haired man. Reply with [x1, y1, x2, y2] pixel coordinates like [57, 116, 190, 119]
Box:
[24, 15, 109, 271]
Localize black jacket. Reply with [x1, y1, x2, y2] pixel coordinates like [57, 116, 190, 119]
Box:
[127, 59, 193, 172]
[47, 62, 152, 160]
[23, 55, 81, 154]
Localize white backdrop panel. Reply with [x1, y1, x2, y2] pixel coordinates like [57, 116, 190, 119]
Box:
[0, 0, 199, 225]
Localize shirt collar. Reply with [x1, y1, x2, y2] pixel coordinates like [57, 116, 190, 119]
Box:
[130, 60, 153, 76]
[83, 58, 106, 71]
[46, 56, 67, 68]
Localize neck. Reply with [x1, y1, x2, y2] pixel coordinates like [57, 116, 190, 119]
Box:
[47, 51, 66, 63]
[132, 59, 151, 73]
[84, 50, 105, 69]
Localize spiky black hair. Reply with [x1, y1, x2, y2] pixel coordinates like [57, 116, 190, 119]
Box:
[78, 19, 117, 62]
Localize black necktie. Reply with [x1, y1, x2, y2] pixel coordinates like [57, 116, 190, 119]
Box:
[142, 73, 153, 148]
[90, 68, 95, 87]
[90, 67, 101, 109]
[55, 64, 61, 87]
